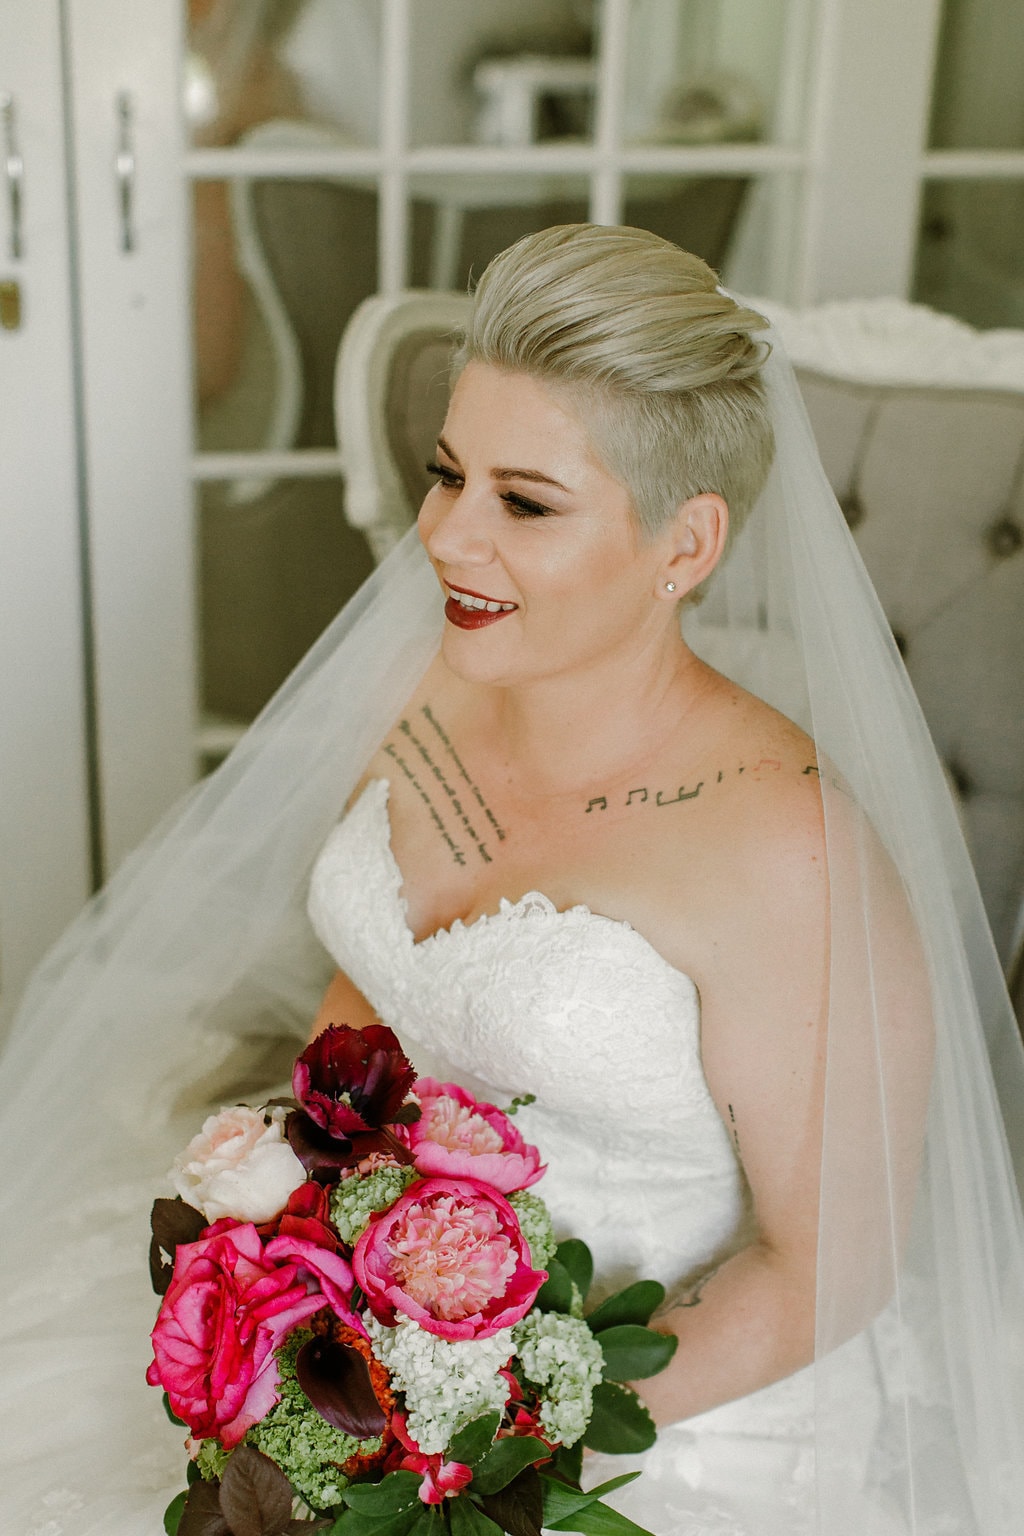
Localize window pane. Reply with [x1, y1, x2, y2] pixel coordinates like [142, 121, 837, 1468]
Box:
[194, 177, 378, 449]
[913, 181, 1024, 330]
[408, 0, 595, 148]
[623, 172, 750, 274]
[408, 174, 591, 290]
[186, 0, 381, 148]
[928, 0, 1024, 151]
[624, 0, 801, 149]
[624, 171, 797, 299]
[199, 477, 373, 724]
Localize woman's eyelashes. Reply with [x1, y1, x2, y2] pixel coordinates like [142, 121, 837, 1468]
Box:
[425, 461, 552, 520]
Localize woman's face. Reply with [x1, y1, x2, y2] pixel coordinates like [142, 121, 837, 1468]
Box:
[418, 363, 673, 688]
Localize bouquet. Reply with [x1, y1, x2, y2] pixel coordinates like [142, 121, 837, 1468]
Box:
[148, 1025, 677, 1536]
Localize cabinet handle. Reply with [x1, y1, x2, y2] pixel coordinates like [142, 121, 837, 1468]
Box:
[115, 92, 135, 253]
[1, 92, 24, 260]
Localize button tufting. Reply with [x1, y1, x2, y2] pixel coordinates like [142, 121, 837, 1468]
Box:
[986, 516, 1023, 559]
[840, 490, 864, 529]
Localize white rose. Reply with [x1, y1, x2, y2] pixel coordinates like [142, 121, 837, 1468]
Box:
[169, 1104, 306, 1223]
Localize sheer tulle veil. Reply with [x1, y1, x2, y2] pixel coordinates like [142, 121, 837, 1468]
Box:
[1, 317, 1022, 1534]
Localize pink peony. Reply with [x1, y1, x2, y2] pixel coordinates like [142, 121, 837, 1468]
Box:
[406, 1080, 545, 1193]
[147, 1222, 360, 1447]
[353, 1176, 546, 1341]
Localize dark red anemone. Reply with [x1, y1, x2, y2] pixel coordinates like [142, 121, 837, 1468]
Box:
[287, 1024, 420, 1179]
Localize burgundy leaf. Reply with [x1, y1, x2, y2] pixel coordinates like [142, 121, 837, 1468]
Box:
[149, 1197, 207, 1295]
[218, 1446, 294, 1536]
[296, 1336, 388, 1439]
[177, 1479, 230, 1536]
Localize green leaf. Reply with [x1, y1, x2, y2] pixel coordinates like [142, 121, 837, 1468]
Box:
[448, 1410, 501, 1466]
[554, 1240, 593, 1303]
[546, 1498, 654, 1536]
[470, 1436, 551, 1495]
[342, 1471, 423, 1514]
[447, 1497, 506, 1536]
[163, 1391, 188, 1428]
[163, 1491, 188, 1536]
[406, 1511, 445, 1536]
[329, 1508, 422, 1536]
[538, 1472, 639, 1527]
[585, 1281, 665, 1334]
[534, 1259, 575, 1314]
[595, 1325, 677, 1382]
[479, 1466, 544, 1536]
[583, 1383, 657, 1455]
[551, 1440, 583, 1487]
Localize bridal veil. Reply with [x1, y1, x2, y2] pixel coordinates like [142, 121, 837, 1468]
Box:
[0, 309, 1022, 1534]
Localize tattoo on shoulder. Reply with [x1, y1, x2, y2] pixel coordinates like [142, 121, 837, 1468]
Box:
[382, 705, 506, 867]
[582, 757, 831, 815]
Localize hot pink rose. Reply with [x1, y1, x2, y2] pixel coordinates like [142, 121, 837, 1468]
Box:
[406, 1080, 545, 1193]
[353, 1176, 546, 1341]
[147, 1222, 360, 1447]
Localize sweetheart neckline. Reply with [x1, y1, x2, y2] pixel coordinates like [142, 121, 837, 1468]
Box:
[349, 779, 699, 996]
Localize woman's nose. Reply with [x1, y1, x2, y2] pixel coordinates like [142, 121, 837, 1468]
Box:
[419, 484, 495, 566]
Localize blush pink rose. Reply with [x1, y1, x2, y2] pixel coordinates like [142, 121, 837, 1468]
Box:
[406, 1080, 545, 1193]
[169, 1104, 306, 1224]
[147, 1222, 360, 1447]
[353, 1176, 546, 1341]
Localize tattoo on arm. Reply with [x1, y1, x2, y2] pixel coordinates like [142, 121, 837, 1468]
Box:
[677, 1262, 723, 1309]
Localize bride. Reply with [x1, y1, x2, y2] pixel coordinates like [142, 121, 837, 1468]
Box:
[1, 226, 1022, 1536]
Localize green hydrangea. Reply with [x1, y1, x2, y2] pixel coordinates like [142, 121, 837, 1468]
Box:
[508, 1190, 557, 1270]
[244, 1330, 382, 1510]
[195, 1438, 230, 1482]
[330, 1164, 416, 1245]
[513, 1309, 605, 1449]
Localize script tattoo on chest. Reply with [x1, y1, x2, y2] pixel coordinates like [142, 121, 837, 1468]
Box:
[382, 705, 507, 868]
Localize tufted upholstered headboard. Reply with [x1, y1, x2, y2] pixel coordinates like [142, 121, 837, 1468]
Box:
[334, 293, 1024, 978]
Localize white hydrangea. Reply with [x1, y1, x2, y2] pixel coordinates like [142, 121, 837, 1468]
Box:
[507, 1190, 557, 1270]
[512, 1309, 605, 1448]
[366, 1316, 514, 1456]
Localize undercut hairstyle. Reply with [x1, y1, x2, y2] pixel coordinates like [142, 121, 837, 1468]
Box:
[454, 224, 774, 544]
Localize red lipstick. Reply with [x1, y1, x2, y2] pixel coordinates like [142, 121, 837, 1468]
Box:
[443, 581, 518, 631]
[444, 597, 516, 630]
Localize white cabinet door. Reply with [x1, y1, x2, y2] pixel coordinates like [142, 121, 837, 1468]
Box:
[65, 0, 196, 872]
[0, 0, 91, 1036]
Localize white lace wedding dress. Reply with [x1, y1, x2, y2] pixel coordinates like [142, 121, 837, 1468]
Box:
[308, 779, 867, 1536]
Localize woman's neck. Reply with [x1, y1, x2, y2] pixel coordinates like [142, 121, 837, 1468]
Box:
[487, 634, 715, 804]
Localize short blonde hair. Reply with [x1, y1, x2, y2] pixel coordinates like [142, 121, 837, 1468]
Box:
[455, 224, 774, 540]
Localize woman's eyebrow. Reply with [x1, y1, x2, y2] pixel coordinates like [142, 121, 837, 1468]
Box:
[436, 435, 570, 493]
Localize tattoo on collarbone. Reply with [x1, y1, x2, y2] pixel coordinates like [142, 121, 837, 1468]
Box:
[382, 705, 507, 867]
[583, 757, 824, 814]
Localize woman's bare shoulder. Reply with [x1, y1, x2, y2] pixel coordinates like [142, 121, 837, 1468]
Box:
[344, 653, 460, 810]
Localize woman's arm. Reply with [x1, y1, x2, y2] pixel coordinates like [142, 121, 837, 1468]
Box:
[636, 780, 828, 1424]
[309, 968, 383, 1040]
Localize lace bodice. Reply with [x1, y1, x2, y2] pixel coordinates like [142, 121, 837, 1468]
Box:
[308, 778, 753, 1304]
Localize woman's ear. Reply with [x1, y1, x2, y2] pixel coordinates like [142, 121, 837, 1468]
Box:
[658, 493, 729, 600]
